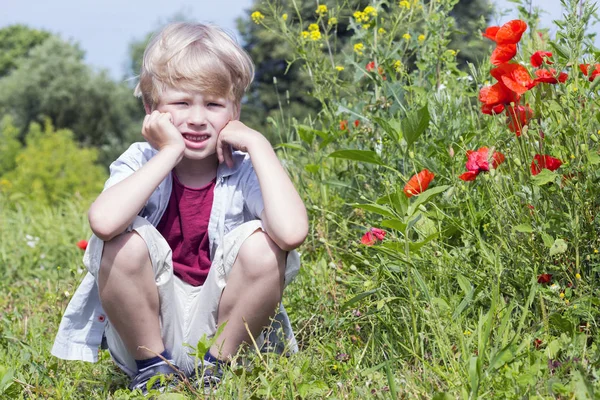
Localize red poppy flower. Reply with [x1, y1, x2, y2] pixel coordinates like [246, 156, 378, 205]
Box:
[506, 104, 533, 137]
[579, 63, 600, 81]
[481, 103, 506, 115]
[361, 228, 386, 246]
[479, 82, 517, 106]
[482, 26, 500, 41]
[534, 338, 543, 349]
[354, 120, 360, 128]
[459, 147, 505, 181]
[530, 154, 563, 175]
[340, 120, 348, 130]
[495, 20, 527, 45]
[537, 273, 552, 284]
[490, 44, 517, 65]
[533, 69, 568, 85]
[371, 228, 386, 241]
[403, 169, 435, 197]
[459, 171, 480, 181]
[530, 51, 553, 67]
[77, 239, 88, 251]
[491, 63, 535, 95]
[465, 147, 505, 172]
[366, 61, 375, 72]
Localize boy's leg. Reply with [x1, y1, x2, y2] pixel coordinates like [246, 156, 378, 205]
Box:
[210, 230, 286, 359]
[97, 231, 165, 360]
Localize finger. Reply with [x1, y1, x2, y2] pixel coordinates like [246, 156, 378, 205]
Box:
[224, 143, 234, 168]
[216, 135, 224, 164]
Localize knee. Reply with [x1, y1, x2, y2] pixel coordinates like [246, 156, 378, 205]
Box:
[100, 231, 150, 277]
[236, 230, 286, 282]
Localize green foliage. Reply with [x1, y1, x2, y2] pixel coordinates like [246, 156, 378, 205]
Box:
[1, 120, 106, 206]
[0, 25, 51, 78]
[0, 115, 22, 176]
[0, 35, 144, 165]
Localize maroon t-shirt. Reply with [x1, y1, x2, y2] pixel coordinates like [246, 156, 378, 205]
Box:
[156, 172, 215, 287]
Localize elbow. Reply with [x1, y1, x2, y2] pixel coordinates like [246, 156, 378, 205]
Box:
[88, 206, 120, 242]
[276, 218, 309, 252]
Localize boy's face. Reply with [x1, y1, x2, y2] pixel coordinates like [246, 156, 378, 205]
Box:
[155, 86, 237, 162]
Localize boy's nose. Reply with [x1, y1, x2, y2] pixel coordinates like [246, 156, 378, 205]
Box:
[188, 106, 207, 125]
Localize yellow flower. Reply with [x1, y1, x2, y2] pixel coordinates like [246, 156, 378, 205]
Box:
[399, 0, 411, 8]
[447, 49, 456, 56]
[316, 4, 328, 16]
[464, 330, 472, 336]
[354, 43, 364, 55]
[418, 34, 426, 42]
[301, 31, 309, 39]
[378, 28, 386, 35]
[570, 154, 575, 159]
[362, 24, 371, 30]
[573, 304, 578, 309]
[282, 13, 288, 21]
[559, 292, 565, 298]
[576, 273, 581, 279]
[309, 23, 319, 32]
[353, 11, 369, 23]
[595, 248, 599, 253]
[403, 33, 411, 40]
[393, 60, 403, 72]
[335, 65, 345, 71]
[364, 6, 378, 16]
[251, 11, 265, 24]
[328, 17, 338, 25]
[310, 30, 322, 41]
[565, 299, 570, 305]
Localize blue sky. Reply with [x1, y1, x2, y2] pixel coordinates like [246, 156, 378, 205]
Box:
[0, 0, 578, 80]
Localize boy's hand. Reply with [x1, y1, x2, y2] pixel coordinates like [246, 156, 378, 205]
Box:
[217, 120, 268, 167]
[142, 111, 185, 154]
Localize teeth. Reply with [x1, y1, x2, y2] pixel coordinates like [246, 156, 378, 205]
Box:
[184, 134, 208, 142]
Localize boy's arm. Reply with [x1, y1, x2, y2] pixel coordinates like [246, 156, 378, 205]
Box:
[217, 121, 308, 251]
[88, 111, 185, 241]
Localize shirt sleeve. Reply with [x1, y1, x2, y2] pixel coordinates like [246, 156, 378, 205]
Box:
[102, 144, 145, 191]
[241, 157, 265, 219]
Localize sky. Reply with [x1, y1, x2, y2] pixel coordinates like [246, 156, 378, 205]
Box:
[0, 0, 582, 81]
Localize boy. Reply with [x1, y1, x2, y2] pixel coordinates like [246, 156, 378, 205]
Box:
[52, 22, 308, 393]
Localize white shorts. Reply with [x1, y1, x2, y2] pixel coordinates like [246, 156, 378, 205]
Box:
[87, 216, 300, 377]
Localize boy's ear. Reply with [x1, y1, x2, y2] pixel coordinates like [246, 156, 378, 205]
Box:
[144, 102, 152, 115]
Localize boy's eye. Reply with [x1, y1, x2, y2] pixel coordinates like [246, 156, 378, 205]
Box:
[171, 102, 188, 106]
[208, 102, 224, 107]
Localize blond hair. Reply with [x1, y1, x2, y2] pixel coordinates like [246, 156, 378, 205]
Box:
[134, 22, 254, 112]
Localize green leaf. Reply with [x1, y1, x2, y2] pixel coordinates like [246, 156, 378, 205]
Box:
[274, 143, 305, 152]
[456, 274, 472, 296]
[328, 149, 383, 165]
[588, 151, 600, 165]
[531, 169, 558, 186]
[513, 224, 534, 233]
[590, 76, 600, 92]
[373, 117, 400, 142]
[571, 368, 595, 399]
[350, 203, 396, 218]
[381, 218, 407, 231]
[549, 238, 568, 256]
[406, 185, 449, 216]
[296, 124, 317, 145]
[341, 289, 378, 311]
[549, 40, 570, 59]
[542, 232, 554, 247]
[401, 104, 430, 147]
[489, 344, 516, 371]
[304, 164, 320, 174]
[377, 190, 408, 215]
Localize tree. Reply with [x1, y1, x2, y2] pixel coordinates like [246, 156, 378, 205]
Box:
[0, 25, 50, 78]
[0, 32, 144, 165]
[0, 115, 22, 176]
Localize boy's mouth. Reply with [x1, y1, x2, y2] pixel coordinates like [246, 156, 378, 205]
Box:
[182, 134, 209, 142]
